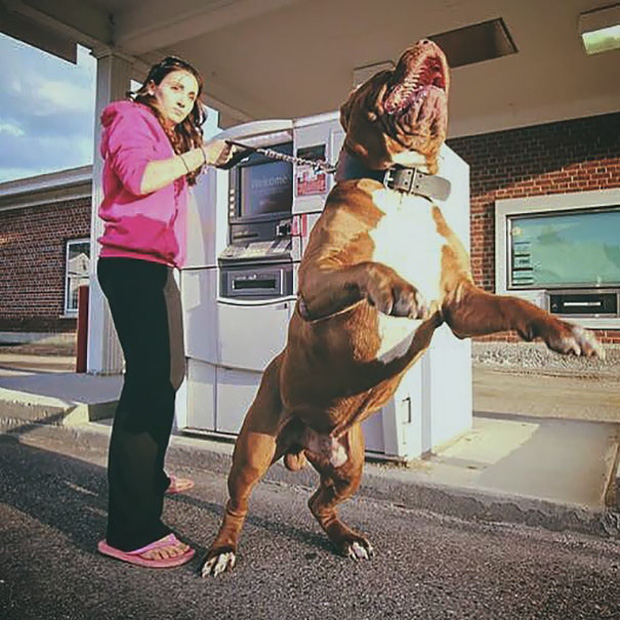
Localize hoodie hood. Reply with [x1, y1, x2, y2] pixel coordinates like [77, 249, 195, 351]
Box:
[100, 101, 156, 158]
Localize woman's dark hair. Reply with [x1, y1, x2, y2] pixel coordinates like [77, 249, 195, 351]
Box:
[131, 56, 206, 185]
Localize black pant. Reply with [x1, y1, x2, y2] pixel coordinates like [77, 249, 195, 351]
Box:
[97, 257, 185, 551]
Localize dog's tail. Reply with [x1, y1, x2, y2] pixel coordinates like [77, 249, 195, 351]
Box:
[284, 446, 308, 472]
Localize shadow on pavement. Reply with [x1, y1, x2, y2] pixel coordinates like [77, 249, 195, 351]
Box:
[0, 434, 108, 554]
[0, 427, 332, 560]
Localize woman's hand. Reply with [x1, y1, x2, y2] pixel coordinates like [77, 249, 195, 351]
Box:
[202, 139, 235, 167]
[139, 140, 248, 194]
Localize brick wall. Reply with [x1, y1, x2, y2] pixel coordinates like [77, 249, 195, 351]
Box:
[0, 198, 91, 332]
[447, 112, 620, 344]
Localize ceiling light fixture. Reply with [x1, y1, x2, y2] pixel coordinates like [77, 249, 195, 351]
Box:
[579, 4, 620, 55]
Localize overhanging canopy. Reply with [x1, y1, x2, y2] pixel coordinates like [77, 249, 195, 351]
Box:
[2, 0, 618, 136]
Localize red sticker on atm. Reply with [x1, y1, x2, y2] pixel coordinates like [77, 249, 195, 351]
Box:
[296, 167, 327, 196]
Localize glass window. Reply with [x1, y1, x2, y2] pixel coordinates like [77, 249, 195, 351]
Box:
[65, 239, 90, 314]
[509, 208, 620, 289]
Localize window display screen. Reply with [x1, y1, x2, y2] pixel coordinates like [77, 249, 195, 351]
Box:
[237, 145, 293, 219]
[509, 208, 620, 288]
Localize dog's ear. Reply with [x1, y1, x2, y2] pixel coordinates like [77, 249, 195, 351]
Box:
[339, 96, 353, 131]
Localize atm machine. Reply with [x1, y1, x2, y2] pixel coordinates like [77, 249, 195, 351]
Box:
[176, 112, 472, 461]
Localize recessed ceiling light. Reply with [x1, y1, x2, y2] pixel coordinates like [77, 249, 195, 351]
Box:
[429, 18, 517, 68]
[579, 4, 620, 55]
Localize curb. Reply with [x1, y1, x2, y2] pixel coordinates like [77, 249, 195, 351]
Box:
[0, 387, 116, 426]
[3, 420, 620, 542]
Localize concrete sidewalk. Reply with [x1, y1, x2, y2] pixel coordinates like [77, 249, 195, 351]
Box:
[0, 368, 122, 426]
[1, 349, 619, 541]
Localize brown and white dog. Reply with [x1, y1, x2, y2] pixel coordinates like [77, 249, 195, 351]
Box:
[201, 39, 603, 576]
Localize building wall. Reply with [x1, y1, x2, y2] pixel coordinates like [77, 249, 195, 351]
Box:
[448, 111, 620, 344]
[0, 197, 91, 332]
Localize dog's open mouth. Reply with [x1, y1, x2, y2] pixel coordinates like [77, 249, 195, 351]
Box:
[383, 41, 448, 115]
[338, 39, 450, 173]
[381, 40, 449, 138]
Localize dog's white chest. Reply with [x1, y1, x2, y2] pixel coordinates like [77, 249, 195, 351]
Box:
[368, 188, 445, 362]
[370, 188, 445, 303]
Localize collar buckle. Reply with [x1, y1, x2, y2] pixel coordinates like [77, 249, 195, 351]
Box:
[383, 166, 451, 202]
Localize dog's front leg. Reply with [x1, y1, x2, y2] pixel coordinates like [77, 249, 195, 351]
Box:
[298, 260, 428, 321]
[443, 281, 604, 358]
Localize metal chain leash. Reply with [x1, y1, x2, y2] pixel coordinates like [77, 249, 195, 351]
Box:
[225, 139, 337, 174]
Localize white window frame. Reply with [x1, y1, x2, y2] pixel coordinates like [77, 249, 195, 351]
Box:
[495, 188, 620, 329]
[64, 237, 91, 317]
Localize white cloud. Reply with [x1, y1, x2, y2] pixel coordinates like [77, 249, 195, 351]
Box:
[8, 76, 23, 95]
[0, 122, 24, 137]
[33, 79, 94, 115]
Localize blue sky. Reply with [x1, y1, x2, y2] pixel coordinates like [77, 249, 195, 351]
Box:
[0, 34, 97, 183]
[0, 33, 221, 184]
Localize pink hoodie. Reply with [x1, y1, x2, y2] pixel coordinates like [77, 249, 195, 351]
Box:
[98, 101, 188, 267]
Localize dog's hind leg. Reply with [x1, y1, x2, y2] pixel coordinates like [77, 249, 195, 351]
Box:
[201, 354, 286, 577]
[306, 423, 373, 559]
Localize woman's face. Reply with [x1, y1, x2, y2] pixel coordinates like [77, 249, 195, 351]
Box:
[148, 69, 200, 127]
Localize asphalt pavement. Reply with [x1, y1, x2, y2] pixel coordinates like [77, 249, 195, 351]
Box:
[2, 427, 620, 620]
[1, 339, 620, 618]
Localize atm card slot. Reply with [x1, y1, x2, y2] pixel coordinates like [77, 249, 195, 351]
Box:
[233, 278, 278, 291]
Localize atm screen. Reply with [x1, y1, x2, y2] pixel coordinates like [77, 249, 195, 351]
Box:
[237, 144, 293, 219]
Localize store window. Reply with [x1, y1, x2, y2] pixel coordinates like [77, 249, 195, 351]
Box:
[65, 239, 90, 315]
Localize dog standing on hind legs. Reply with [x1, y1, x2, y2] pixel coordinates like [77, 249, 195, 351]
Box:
[200, 39, 604, 577]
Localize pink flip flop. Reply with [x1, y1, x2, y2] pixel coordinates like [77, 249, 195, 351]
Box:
[97, 534, 195, 568]
[165, 474, 195, 495]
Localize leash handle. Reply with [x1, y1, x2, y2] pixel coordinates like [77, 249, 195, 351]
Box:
[224, 139, 259, 153]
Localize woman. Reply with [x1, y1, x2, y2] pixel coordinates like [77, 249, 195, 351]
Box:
[96, 56, 236, 568]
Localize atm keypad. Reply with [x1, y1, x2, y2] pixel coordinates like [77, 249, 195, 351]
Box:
[221, 239, 292, 261]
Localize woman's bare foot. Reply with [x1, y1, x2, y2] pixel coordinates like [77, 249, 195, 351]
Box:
[141, 537, 190, 560]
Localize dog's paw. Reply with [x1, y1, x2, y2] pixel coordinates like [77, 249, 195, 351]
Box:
[200, 549, 236, 577]
[339, 535, 374, 560]
[390, 282, 428, 319]
[366, 267, 427, 319]
[546, 324, 605, 359]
